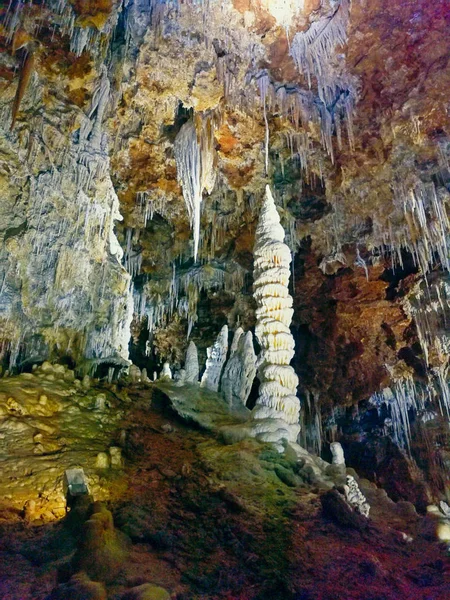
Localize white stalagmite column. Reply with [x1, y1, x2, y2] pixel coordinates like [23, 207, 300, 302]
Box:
[251, 185, 300, 445]
[185, 340, 200, 383]
[200, 325, 229, 392]
[221, 329, 257, 408]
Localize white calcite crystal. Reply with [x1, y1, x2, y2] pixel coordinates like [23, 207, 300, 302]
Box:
[250, 185, 300, 446]
[344, 475, 370, 518]
[185, 341, 200, 383]
[221, 329, 257, 408]
[200, 325, 229, 392]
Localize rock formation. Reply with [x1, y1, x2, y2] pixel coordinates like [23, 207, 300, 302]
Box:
[0, 3, 449, 596]
[330, 442, 346, 467]
[160, 363, 172, 380]
[221, 329, 257, 408]
[184, 341, 200, 384]
[72, 503, 128, 583]
[200, 325, 229, 392]
[129, 364, 142, 384]
[250, 185, 300, 446]
[344, 475, 370, 518]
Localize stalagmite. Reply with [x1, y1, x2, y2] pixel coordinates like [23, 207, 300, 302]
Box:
[174, 369, 186, 386]
[330, 442, 345, 466]
[250, 185, 301, 446]
[185, 340, 200, 383]
[160, 362, 172, 380]
[200, 325, 228, 392]
[229, 327, 244, 356]
[129, 364, 141, 383]
[221, 329, 257, 408]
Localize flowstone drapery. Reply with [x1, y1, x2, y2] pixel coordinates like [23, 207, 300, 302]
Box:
[250, 185, 301, 446]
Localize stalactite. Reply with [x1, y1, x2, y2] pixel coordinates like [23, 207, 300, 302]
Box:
[371, 179, 450, 275]
[174, 115, 217, 261]
[136, 191, 170, 225]
[123, 228, 143, 278]
[257, 73, 271, 176]
[138, 261, 246, 339]
[370, 377, 430, 453]
[290, 0, 351, 99]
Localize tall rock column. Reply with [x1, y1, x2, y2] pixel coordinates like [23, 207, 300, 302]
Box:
[251, 185, 300, 445]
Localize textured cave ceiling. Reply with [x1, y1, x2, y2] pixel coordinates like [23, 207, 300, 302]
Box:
[0, 0, 449, 429]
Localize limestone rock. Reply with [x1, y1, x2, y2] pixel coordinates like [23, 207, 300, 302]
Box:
[321, 489, 370, 531]
[185, 341, 200, 383]
[249, 186, 300, 447]
[72, 504, 128, 583]
[129, 364, 142, 383]
[200, 325, 229, 392]
[221, 329, 257, 408]
[95, 393, 107, 410]
[109, 446, 123, 469]
[96, 452, 110, 469]
[160, 363, 172, 380]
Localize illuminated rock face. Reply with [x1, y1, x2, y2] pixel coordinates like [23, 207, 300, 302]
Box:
[251, 185, 300, 446]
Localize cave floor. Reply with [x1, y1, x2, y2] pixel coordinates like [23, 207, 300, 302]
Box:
[0, 379, 449, 599]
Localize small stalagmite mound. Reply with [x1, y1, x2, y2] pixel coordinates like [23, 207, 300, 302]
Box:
[71, 502, 128, 584]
